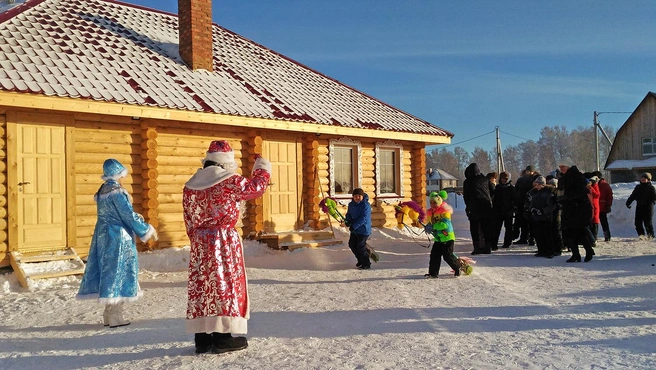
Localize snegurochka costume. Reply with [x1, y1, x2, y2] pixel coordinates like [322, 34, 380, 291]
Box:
[77, 158, 157, 328]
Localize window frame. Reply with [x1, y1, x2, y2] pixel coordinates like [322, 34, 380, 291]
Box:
[375, 140, 404, 203]
[329, 137, 362, 202]
[642, 137, 656, 156]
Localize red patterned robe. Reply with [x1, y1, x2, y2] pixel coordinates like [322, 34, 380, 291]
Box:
[183, 160, 270, 334]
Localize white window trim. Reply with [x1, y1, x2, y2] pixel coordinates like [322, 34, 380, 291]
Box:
[375, 140, 404, 204]
[329, 137, 362, 205]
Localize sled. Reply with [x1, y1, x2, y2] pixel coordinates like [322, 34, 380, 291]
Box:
[454, 254, 475, 275]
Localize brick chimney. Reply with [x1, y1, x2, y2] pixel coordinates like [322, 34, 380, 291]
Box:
[178, 0, 213, 71]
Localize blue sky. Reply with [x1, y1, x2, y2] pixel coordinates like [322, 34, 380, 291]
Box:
[128, 0, 655, 153]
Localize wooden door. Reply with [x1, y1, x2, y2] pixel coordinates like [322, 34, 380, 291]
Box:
[14, 123, 67, 252]
[262, 133, 302, 232]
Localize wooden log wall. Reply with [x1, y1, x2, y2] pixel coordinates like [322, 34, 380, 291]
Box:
[0, 114, 7, 266]
[303, 136, 329, 230]
[156, 123, 247, 248]
[73, 117, 144, 256]
[140, 120, 159, 249]
[245, 130, 264, 236]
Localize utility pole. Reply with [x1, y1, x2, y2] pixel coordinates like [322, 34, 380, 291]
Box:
[496, 126, 504, 173]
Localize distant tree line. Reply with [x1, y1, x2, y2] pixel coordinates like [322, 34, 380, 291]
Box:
[426, 125, 616, 182]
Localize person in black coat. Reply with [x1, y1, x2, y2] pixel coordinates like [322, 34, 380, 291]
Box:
[625, 172, 656, 239]
[529, 176, 558, 258]
[463, 163, 494, 254]
[513, 165, 538, 245]
[492, 171, 515, 248]
[557, 161, 595, 262]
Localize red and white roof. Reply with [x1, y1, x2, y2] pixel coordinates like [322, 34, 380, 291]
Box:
[0, 0, 452, 137]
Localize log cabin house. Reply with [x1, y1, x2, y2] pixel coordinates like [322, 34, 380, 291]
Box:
[605, 92, 656, 183]
[0, 0, 452, 269]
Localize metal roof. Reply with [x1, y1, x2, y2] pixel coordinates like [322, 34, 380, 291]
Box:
[0, 0, 452, 138]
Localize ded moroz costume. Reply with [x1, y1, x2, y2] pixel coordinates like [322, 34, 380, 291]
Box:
[183, 140, 271, 354]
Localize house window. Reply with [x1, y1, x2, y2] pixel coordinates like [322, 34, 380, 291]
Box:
[329, 137, 362, 198]
[643, 138, 656, 156]
[375, 141, 404, 201]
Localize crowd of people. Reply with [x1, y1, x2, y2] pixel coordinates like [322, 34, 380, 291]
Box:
[461, 158, 625, 262]
[74, 144, 656, 355]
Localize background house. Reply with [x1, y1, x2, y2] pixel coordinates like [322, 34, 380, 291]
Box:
[0, 0, 452, 267]
[426, 168, 459, 194]
[605, 92, 656, 183]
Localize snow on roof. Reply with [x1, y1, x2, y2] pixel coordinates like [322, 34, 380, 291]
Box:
[0, 0, 452, 137]
[606, 158, 656, 170]
[427, 168, 458, 180]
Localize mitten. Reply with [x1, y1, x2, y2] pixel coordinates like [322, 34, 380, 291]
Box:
[424, 223, 433, 234]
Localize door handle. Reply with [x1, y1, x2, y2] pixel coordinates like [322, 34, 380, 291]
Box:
[18, 181, 30, 186]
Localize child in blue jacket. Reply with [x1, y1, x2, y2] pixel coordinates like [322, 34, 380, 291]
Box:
[342, 188, 372, 269]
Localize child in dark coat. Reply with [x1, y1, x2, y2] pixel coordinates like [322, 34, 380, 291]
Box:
[529, 176, 558, 258]
[626, 172, 656, 239]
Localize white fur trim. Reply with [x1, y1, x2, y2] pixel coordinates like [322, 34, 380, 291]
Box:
[140, 224, 156, 243]
[101, 169, 128, 181]
[203, 151, 235, 165]
[76, 290, 143, 304]
[185, 166, 238, 190]
[185, 315, 248, 335]
[253, 157, 272, 174]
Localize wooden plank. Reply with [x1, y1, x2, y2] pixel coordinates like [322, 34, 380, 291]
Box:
[29, 267, 86, 280]
[9, 251, 29, 288]
[16, 253, 79, 263]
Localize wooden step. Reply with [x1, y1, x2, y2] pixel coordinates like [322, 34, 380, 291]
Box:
[257, 231, 343, 250]
[283, 239, 343, 251]
[9, 248, 86, 289]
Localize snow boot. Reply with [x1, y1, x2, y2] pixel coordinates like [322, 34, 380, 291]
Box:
[108, 302, 130, 328]
[212, 332, 248, 354]
[103, 304, 112, 326]
[194, 333, 213, 354]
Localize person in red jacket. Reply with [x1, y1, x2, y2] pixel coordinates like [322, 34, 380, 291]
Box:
[593, 171, 613, 241]
[588, 176, 601, 241]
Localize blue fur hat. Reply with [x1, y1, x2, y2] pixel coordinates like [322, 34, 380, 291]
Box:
[102, 158, 127, 181]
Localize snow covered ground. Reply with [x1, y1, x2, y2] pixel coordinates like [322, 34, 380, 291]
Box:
[1, 182, 655, 369]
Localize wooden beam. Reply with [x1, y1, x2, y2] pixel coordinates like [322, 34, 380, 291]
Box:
[0, 92, 452, 144]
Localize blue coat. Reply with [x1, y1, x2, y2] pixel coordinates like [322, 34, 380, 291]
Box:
[345, 193, 372, 236]
[77, 181, 154, 304]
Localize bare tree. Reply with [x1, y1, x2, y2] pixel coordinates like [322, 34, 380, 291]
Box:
[470, 147, 493, 175]
[453, 147, 470, 180]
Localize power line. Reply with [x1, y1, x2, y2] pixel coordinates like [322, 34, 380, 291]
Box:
[498, 129, 533, 142]
[438, 129, 495, 148]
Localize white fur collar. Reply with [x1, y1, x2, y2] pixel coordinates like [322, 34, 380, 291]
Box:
[185, 166, 238, 190]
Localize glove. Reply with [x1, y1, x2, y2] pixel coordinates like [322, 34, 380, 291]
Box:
[607, 206, 611, 213]
[424, 224, 433, 234]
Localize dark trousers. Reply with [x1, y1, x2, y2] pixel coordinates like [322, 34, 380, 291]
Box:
[562, 227, 594, 258]
[634, 205, 654, 238]
[469, 217, 491, 252]
[552, 211, 564, 252]
[492, 212, 514, 247]
[428, 240, 459, 276]
[599, 212, 611, 239]
[513, 210, 529, 241]
[348, 233, 371, 267]
[532, 220, 555, 256]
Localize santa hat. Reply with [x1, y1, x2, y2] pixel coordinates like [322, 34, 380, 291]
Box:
[202, 140, 236, 165]
[101, 158, 127, 181]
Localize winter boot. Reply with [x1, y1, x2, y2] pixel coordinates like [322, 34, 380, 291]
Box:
[194, 333, 213, 354]
[212, 332, 248, 354]
[604, 231, 611, 242]
[108, 302, 130, 328]
[103, 304, 112, 326]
